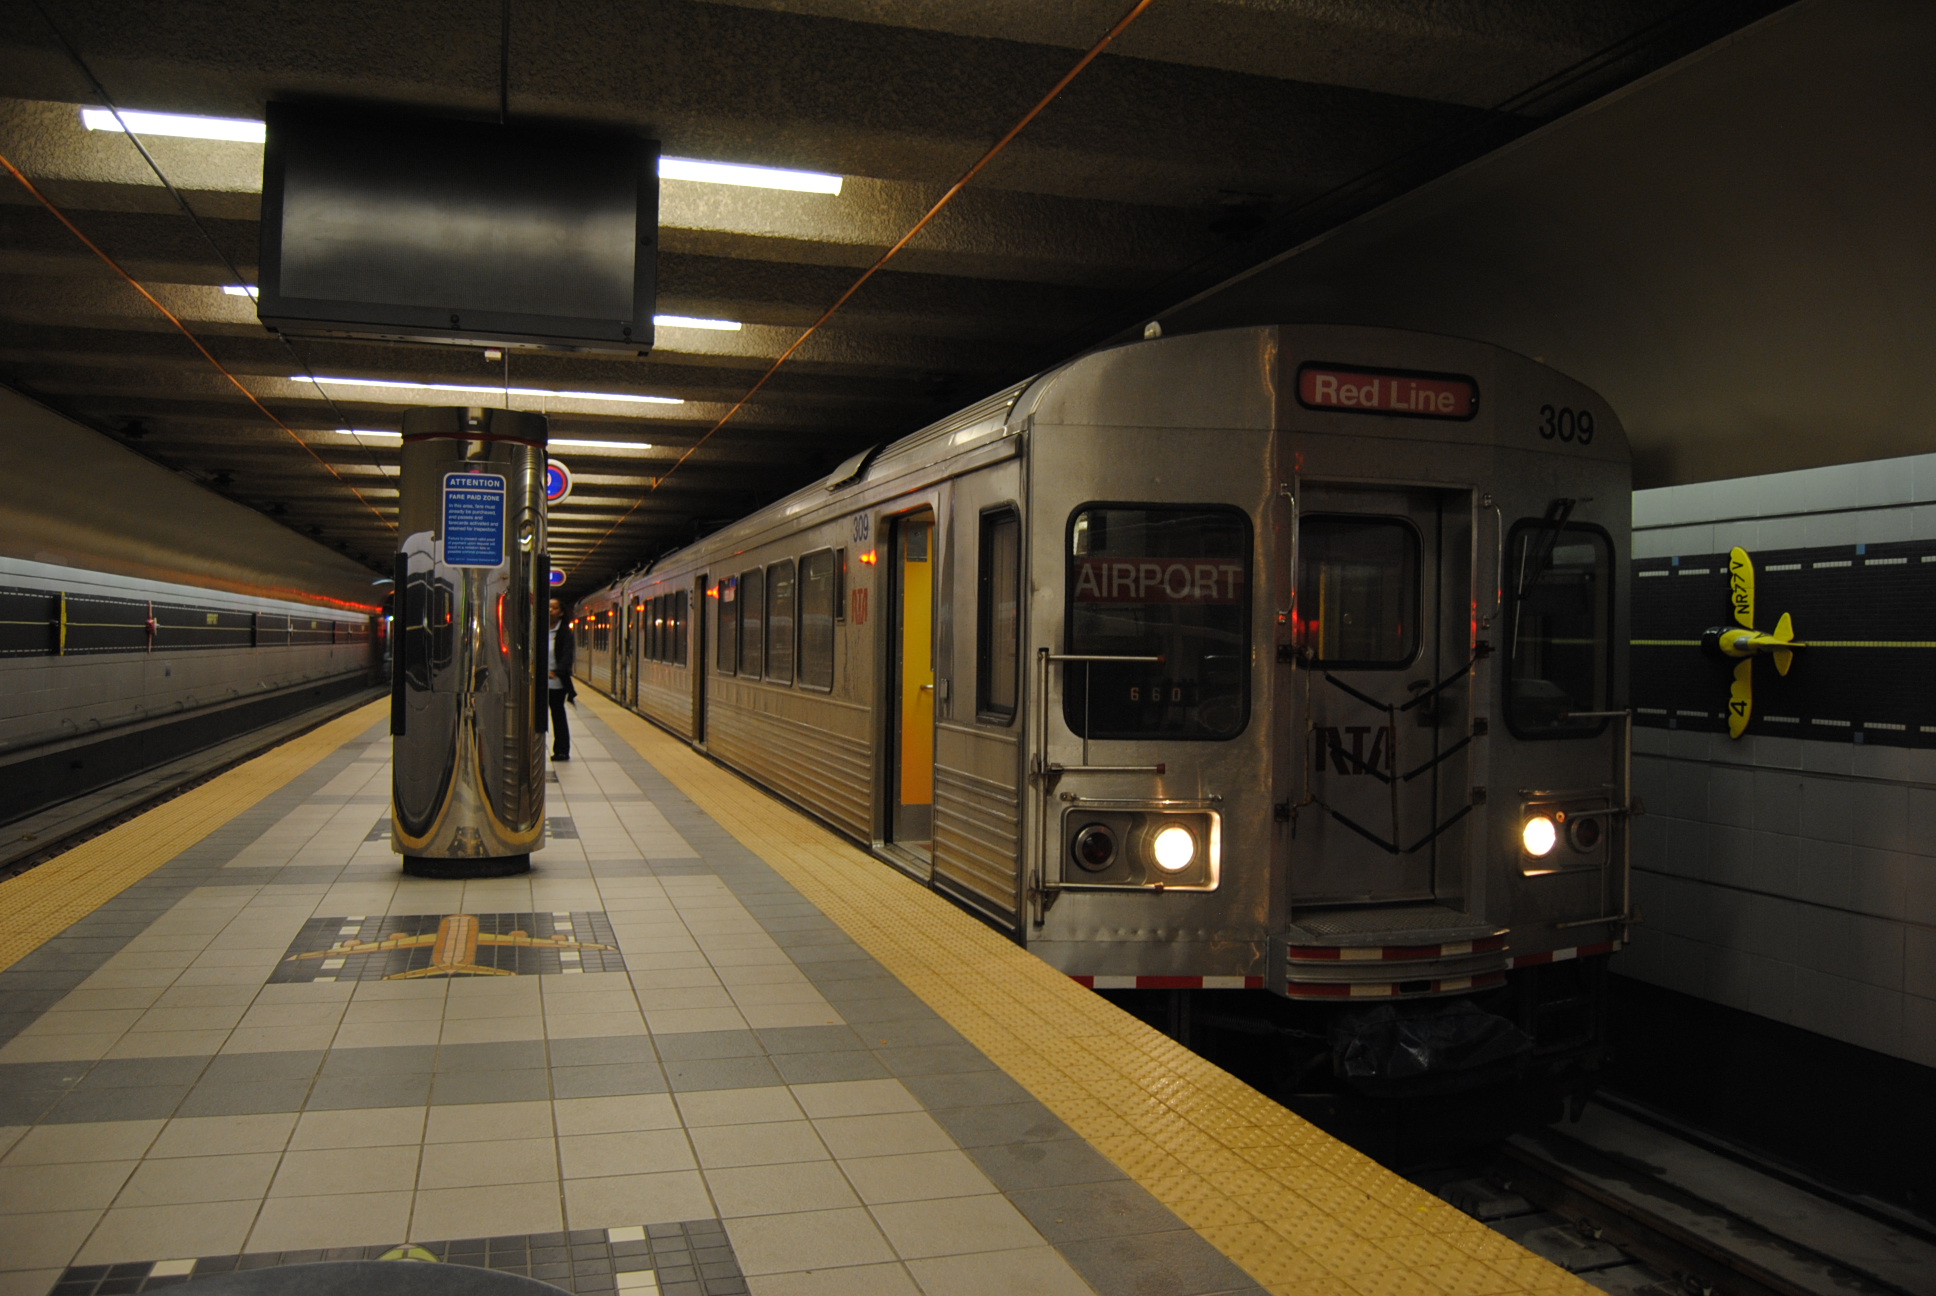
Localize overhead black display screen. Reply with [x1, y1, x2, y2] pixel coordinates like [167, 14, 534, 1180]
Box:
[258, 104, 658, 352]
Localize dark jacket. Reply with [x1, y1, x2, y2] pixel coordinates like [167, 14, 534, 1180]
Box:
[552, 619, 577, 697]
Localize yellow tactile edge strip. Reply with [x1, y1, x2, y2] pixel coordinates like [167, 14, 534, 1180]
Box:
[587, 693, 1595, 1296]
[0, 699, 388, 974]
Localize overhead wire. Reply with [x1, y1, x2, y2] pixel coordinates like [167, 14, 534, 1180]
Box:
[29, 0, 397, 533]
[568, 0, 1159, 577]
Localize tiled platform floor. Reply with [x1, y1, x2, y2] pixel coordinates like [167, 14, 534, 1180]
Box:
[0, 713, 1265, 1295]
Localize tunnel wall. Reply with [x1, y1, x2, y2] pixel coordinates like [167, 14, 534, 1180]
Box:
[1616, 452, 1936, 1071]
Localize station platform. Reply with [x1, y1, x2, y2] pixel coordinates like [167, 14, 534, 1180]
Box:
[0, 692, 1589, 1296]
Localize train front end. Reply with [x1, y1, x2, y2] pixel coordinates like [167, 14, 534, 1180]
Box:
[1023, 324, 1632, 1106]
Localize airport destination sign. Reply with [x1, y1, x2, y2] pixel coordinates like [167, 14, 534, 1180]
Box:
[443, 471, 507, 567]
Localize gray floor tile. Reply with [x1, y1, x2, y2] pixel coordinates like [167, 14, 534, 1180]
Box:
[823, 996, 936, 1025]
[1009, 1180, 1181, 1242]
[936, 1102, 1079, 1150]
[0, 1088, 66, 1124]
[202, 1050, 329, 1085]
[547, 1035, 654, 1067]
[79, 1055, 212, 1089]
[175, 1077, 315, 1118]
[652, 1030, 763, 1061]
[550, 1062, 669, 1098]
[304, 1071, 434, 1110]
[663, 1055, 783, 1092]
[321, 1044, 438, 1076]
[1057, 1229, 1260, 1296]
[0, 1060, 92, 1089]
[753, 1025, 866, 1055]
[429, 1067, 552, 1105]
[438, 1040, 550, 1072]
[900, 1069, 1032, 1110]
[874, 1044, 998, 1077]
[867, 1018, 969, 1049]
[770, 1051, 891, 1085]
[41, 1083, 188, 1123]
[969, 1138, 1127, 1193]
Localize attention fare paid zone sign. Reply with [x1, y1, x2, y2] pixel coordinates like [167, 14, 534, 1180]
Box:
[443, 472, 507, 568]
[1296, 363, 1476, 420]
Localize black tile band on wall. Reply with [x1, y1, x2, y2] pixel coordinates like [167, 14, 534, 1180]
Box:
[0, 584, 370, 658]
[1631, 539, 1936, 745]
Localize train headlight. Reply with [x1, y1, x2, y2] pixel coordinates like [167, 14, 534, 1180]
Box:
[1072, 824, 1117, 872]
[1521, 814, 1558, 857]
[1151, 824, 1197, 873]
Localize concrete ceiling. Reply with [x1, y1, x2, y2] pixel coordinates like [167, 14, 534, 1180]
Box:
[0, 0, 1787, 596]
[1158, 0, 1936, 490]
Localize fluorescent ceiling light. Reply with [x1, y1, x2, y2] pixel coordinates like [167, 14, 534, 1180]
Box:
[335, 428, 401, 442]
[81, 107, 266, 143]
[659, 156, 841, 195]
[653, 314, 741, 332]
[223, 284, 259, 298]
[301, 376, 682, 405]
[550, 438, 654, 453]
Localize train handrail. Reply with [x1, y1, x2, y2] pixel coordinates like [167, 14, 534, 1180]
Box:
[1561, 706, 1636, 937]
[1030, 647, 1172, 924]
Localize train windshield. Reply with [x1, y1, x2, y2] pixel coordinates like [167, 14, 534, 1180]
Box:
[1506, 521, 1612, 737]
[1064, 505, 1250, 740]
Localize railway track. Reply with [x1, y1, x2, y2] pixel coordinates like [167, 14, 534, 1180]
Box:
[1411, 1096, 1936, 1296]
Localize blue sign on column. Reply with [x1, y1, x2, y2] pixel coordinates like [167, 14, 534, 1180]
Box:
[443, 472, 507, 568]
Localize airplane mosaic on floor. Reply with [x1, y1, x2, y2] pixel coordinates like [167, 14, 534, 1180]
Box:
[271, 912, 626, 982]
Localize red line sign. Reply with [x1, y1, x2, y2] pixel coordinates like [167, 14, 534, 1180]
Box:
[1296, 363, 1477, 420]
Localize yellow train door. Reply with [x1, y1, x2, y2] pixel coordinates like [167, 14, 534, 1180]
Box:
[891, 512, 935, 850]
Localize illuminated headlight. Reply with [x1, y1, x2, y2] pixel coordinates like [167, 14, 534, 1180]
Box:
[1151, 824, 1197, 873]
[1521, 815, 1558, 857]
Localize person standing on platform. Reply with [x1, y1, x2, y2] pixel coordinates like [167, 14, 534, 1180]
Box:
[548, 597, 576, 760]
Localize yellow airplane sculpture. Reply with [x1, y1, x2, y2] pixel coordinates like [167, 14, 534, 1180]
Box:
[285, 912, 615, 979]
[1702, 546, 1805, 738]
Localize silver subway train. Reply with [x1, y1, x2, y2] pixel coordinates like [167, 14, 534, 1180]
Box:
[577, 324, 1633, 1093]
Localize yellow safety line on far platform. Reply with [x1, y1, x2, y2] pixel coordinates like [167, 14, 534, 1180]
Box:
[585, 692, 1590, 1296]
[0, 700, 386, 974]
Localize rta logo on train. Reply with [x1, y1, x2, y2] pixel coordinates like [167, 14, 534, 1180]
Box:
[1072, 558, 1244, 603]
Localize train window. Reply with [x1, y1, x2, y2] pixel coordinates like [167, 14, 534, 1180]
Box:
[1295, 516, 1420, 668]
[716, 577, 738, 674]
[1506, 521, 1613, 739]
[739, 567, 765, 677]
[767, 560, 797, 685]
[640, 598, 653, 663]
[978, 508, 1021, 722]
[799, 550, 836, 690]
[674, 590, 689, 666]
[1064, 504, 1251, 741]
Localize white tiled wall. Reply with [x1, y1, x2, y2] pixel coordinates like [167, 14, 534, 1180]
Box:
[1618, 453, 1936, 1067]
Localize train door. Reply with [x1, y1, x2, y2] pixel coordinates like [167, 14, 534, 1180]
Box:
[692, 573, 708, 744]
[888, 511, 936, 858]
[1289, 484, 1472, 905]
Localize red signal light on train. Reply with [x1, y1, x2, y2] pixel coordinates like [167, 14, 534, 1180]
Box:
[858, 550, 878, 565]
